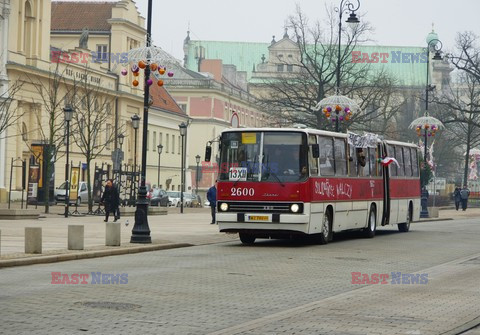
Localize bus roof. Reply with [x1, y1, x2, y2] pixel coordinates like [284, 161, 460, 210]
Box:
[221, 127, 418, 148]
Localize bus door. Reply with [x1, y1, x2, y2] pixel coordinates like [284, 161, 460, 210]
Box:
[381, 142, 390, 226]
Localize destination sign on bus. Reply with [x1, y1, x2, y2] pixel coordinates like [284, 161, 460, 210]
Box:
[229, 167, 247, 181]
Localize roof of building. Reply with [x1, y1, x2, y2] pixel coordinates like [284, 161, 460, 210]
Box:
[150, 83, 185, 115]
[185, 40, 429, 87]
[51, 1, 115, 32]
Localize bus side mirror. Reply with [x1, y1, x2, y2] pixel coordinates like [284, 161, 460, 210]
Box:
[205, 146, 212, 162]
[311, 144, 320, 158]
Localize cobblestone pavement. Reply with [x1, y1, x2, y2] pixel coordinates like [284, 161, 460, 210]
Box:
[1, 217, 480, 334]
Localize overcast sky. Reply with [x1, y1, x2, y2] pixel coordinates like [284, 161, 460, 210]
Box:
[129, 0, 479, 61]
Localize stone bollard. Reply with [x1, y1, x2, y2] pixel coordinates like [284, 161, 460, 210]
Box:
[25, 227, 42, 254]
[105, 222, 121, 246]
[68, 225, 84, 250]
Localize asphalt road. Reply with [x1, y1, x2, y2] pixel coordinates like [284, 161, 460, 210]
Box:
[1, 218, 480, 334]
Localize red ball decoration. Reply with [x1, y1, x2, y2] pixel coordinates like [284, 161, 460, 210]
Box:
[150, 63, 158, 71]
[132, 80, 139, 87]
[157, 80, 164, 87]
[138, 60, 146, 69]
[159, 68, 166, 75]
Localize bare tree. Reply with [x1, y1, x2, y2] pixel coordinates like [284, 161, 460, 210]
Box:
[24, 63, 71, 213]
[68, 65, 118, 213]
[257, 6, 407, 135]
[433, 70, 480, 185]
[0, 81, 24, 137]
[449, 32, 480, 96]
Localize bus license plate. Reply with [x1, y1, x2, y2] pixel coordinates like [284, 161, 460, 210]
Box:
[246, 215, 271, 222]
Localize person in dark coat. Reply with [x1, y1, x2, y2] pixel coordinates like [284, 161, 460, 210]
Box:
[101, 179, 120, 222]
[207, 182, 217, 224]
[460, 185, 470, 211]
[453, 187, 461, 211]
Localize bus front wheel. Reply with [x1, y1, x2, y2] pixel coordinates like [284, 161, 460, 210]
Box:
[317, 210, 333, 245]
[239, 233, 256, 245]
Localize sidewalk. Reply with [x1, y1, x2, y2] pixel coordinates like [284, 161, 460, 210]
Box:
[0, 206, 235, 267]
[1, 205, 479, 268]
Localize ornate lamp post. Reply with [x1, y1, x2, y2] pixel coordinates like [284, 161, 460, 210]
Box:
[314, 0, 361, 132]
[157, 144, 163, 188]
[195, 154, 201, 195]
[131, 114, 140, 204]
[409, 32, 444, 218]
[63, 106, 74, 218]
[179, 122, 187, 214]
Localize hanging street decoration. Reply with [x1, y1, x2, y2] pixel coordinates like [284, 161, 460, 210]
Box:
[409, 116, 443, 137]
[119, 44, 181, 88]
[313, 94, 361, 126]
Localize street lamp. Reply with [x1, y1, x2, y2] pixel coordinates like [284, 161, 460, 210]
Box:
[63, 105, 74, 218]
[157, 144, 163, 188]
[179, 122, 187, 214]
[314, 0, 361, 132]
[118, 133, 125, 150]
[195, 154, 201, 195]
[409, 32, 444, 218]
[334, 0, 360, 132]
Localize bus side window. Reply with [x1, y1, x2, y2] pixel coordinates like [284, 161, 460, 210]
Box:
[319, 136, 334, 176]
[334, 138, 347, 176]
[388, 145, 397, 177]
[309, 135, 319, 176]
[368, 147, 377, 176]
[404, 147, 412, 177]
[348, 144, 357, 177]
[377, 144, 383, 176]
[396, 146, 405, 177]
[411, 148, 419, 176]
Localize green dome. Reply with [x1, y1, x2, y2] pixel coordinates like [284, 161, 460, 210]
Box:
[426, 29, 439, 46]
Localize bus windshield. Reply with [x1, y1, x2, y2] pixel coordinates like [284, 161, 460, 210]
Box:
[219, 131, 308, 183]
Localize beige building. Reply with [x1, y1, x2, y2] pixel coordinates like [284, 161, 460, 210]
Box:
[1, 0, 190, 203]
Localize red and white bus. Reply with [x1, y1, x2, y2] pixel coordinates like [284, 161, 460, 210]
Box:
[207, 127, 420, 244]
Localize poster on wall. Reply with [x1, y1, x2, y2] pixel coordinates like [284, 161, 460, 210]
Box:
[27, 165, 40, 204]
[70, 166, 80, 202]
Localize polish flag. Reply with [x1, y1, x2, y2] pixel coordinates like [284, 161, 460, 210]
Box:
[379, 157, 400, 167]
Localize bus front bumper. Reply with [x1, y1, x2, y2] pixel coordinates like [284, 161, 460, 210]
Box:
[216, 212, 310, 234]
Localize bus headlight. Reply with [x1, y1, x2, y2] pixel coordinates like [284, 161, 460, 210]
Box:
[220, 203, 229, 212]
[290, 204, 300, 213]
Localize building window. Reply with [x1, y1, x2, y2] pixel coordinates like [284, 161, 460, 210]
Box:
[178, 135, 181, 155]
[153, 132, 156, 151]
[146, 131, 149, 151]
[172, 135, 175, 154]
[96, 44, 108, 62]
[22, 123, 28, 141]
[106, 124, 111, 149]
[287, 64, 294, 72]
[277, 64, 284, 72]
[159, 132, 163, 145]
[166, 134, 169, 153]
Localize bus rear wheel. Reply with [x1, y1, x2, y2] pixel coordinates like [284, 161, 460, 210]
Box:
[363, 206, 376, 238]
[398, 204, 412, 232]
[239, 233, 256, 245]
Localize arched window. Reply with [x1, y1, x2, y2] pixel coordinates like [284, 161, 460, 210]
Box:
[22, 122, 28, 141]
[23, 0, 34, 57]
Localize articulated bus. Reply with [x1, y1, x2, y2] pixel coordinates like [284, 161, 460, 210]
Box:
[207, 127, 420, 245]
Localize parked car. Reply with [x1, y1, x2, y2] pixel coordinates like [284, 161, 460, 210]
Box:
[166, 191, 181, 207]
[54, 181, 88, 205]
[149, 188, 169, 207]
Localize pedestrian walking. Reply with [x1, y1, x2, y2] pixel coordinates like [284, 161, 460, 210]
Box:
[453, 186, 461, 211]
[207, 182, 217, 224]
[460, 185, 470, 211]
[101, 179, 120, 222]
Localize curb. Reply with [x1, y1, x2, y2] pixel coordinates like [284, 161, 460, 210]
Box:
[418, 217, 453, 223]
[0, 242, 193, 268]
